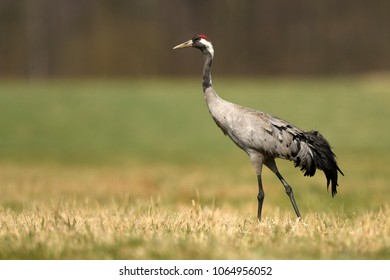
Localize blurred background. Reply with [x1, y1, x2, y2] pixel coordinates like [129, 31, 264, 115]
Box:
[1, 0, 390, 78]
[0, 0, 389, 207]
[1, 1, 390, 260]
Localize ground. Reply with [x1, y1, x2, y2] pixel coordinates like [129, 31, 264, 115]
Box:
[0, 77, 389, 259]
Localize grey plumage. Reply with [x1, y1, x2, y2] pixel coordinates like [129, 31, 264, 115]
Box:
[173, 35, 343, 220]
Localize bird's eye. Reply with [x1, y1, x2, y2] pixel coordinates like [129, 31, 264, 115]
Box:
[193, 36, 200, 42]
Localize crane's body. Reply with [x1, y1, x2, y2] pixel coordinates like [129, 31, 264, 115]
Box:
[173, 35, 343, 220]
[205, 87, 304, 161]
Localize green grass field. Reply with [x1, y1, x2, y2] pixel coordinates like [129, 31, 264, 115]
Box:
[0, 77, 389, 259]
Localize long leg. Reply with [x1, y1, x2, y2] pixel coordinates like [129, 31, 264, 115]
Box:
[257, 174, 265, 221]
[249, 152, 265, 221]
[265, 159, 301, 219]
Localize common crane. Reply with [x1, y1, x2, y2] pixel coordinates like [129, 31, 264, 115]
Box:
[173, 35, 343, 221]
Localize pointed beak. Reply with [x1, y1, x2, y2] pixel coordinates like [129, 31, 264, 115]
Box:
[173, 39, 193, 50]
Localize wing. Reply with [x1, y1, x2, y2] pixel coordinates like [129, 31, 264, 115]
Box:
[267, 114, 308, 159]
[233, 107, 308, 161]
[207, 97, 310, 162]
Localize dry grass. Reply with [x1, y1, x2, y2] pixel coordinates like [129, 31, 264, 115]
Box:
[0, 163, 389, 260]
[0, 78, 389, 259]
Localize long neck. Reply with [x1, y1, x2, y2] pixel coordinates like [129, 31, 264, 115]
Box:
[200, 47, 232, 133]
[201, 49, 227, 117]
[202, 50, 213, 92]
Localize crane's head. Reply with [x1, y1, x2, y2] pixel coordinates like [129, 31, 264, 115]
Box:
[173, 34, 214, 57]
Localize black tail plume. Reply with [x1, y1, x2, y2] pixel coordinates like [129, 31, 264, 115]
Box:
[301, 130, 344, 197]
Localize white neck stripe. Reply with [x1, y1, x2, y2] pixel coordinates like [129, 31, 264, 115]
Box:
[199, 38, 214, 57]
